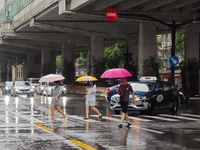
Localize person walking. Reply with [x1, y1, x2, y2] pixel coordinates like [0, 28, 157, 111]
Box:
[84, 81, 103, 120]
[116, 77, 135, 128]
[51, 81, 66, 121]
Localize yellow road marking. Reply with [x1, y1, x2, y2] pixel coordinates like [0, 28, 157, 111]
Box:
[35, 123, 53, 131]
[69, 139, 98, 150]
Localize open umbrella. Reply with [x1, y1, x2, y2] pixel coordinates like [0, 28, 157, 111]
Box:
[39, 74, 65, 83]
[76, 76, 98, 82]
[101, 68, 132, 78]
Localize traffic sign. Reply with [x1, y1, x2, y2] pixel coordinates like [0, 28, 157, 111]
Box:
[169, 56, 179, 66]
[105, 8, 118, 21]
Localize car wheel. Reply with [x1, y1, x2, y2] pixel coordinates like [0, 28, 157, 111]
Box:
[146, 101, 154, 115]
[170, 100, 179, 115]
[114, 110, 120, 115]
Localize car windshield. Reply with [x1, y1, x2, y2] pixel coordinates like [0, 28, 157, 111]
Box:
[5, 82, 13, 87]
[31, 79, 39, 83]
[131, 83, 155, 92]
[15, 82, 30, 86]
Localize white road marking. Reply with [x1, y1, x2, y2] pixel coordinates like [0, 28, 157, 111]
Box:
[140, 115, 179, 122]
[113, 115, 152, 122]
[69, 115, 98, 122]
[90, 115, 164, 134]
[159, 114, 200, 121]
[181, 114, 200, 118]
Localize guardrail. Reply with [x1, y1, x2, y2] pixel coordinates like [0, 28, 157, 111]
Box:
[0, 0, 35, 24]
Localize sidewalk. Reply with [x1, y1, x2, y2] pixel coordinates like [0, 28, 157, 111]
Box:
[190, 97, 200, 101]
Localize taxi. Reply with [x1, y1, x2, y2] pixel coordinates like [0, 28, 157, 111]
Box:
[107, 76, 180, 115]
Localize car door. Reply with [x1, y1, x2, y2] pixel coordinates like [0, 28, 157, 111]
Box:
[153, 82, 166, 109]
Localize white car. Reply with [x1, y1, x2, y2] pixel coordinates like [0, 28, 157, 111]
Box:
[43, 82, 67, 96]
[11, 81, 34, 97]
[36, 82, 45, 95]
[27, 78, 40, 92]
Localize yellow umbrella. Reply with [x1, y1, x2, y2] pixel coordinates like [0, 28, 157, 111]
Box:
[76, 76, 98, 82]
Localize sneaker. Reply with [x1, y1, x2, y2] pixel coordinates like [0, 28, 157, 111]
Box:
[83, 117, 89, 120]
[98, 115, 103, 120]
[126, 123, 132, 128]
[118, 124, 122, 128]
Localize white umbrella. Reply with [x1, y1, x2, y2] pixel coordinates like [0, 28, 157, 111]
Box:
[39, 74, 65, 83]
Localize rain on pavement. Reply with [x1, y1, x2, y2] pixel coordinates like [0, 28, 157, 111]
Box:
[0, 92, 200, 150]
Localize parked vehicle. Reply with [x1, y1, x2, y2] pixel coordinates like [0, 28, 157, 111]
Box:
[11, 81, 34, 97]
[107, 77, 180, 115]
[43, 82, 67, 96]
[2, 81, 13, 95]
[36, 82, 45, 95]
[27, 78, 40, 92]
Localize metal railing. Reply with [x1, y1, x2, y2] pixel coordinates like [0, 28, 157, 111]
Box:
[0, 0, 35, 24]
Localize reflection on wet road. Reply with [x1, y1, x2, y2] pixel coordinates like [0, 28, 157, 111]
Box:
[0, 93, 200, 149]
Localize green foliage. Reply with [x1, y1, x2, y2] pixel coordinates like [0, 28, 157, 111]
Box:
[157, 56, 165, 71]
[104, 42, 126, 69]
[181, 59, 198, 93]
[143, 56, 160, 78]
[156, 39, 162, 48]
[176, 32, 185, 52]
[56, 55, 62, 71]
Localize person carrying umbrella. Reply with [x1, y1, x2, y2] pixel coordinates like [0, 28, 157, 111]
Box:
[84, 81, 103, 120]
[116, 77, 135, 128]
[51, 81, 67, 121]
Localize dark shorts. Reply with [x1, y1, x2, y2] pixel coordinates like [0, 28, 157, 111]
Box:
[121, 102, 128, 113]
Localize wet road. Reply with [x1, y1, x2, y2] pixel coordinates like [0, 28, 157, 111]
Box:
[0, 92, 200, 150]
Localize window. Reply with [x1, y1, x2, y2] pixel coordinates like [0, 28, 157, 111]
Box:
[162, 82, 171, 91]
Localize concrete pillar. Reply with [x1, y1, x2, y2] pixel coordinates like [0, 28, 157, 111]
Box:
[7, 59, 9, 81]
[127, 34, 138, 63]
[61, 44, 73, 74]
[91, 36, 104, 76]
[41, 49, 50, 76]
[138, 22, 157, 78]
[27, 53, 35, 75]
[185, 23, 200, 60]
[0, 61, 2, 81]
[184, 23, 200, 96]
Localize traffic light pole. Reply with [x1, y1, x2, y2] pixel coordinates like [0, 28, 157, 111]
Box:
[171, 20, 176, 85]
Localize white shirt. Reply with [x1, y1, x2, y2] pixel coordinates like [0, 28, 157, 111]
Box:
[86, 84, 96, 101]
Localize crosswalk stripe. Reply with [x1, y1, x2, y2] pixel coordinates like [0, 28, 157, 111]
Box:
[91, 115, 164, 134]
[181, 114, 200, 118]
[140, 115, 179, 122]
[159, 114, 200, 121]
[113, 115, 152, 122]
[69, 115, 98, 122]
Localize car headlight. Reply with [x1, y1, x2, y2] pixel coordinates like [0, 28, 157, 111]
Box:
[111, 96, 116, 100]
[16, 89, 20, 92]
[30, 88, 34, 92]
[5, 87, 9, 90]
[32, 86, 35, 88]
[135, 96, 146, 101]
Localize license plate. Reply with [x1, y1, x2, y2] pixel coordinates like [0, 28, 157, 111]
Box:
[23, 91, 27, 93]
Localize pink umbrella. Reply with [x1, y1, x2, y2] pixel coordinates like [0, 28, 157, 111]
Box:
[39, 74, 65, 82]
[101, 68, 132, 78]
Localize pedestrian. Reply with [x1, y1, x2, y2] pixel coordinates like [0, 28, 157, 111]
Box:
[84, 81, 103, 120]
[51, 81, 66, 121]
[116, 77, 135, 128]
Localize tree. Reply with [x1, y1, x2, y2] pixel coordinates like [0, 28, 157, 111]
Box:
[176, 32, 185, 52]
[104, 42, 126, 69]
[56, 55, 62, 71]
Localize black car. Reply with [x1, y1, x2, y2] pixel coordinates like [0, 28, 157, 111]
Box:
[2, 81, 13, 95]
[107, 77, 180, 115]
